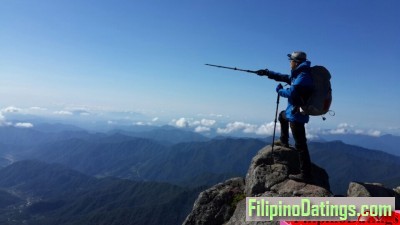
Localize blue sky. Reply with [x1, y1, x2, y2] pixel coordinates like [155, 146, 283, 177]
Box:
[1, 0, 399, 135]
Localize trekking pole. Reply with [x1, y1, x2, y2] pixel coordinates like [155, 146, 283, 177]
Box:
[271, 93, 280, 162]
[205, 64, 257, 74]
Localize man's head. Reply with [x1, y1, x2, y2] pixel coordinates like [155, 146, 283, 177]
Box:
[288, 51, 307, 70]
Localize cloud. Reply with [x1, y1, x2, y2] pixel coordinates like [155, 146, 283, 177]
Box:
[254, 122, 280, 135]
[315, 123, 383, 137]
[366, 130, 382, 137]
[14, 122, 34, 128]
[200, 119, 216, 127]
[216, 121, 280, 136]
[0, 112, 12, 126]
[54, 111, 73, 115]
[175, 117, 189, 128]
[2, 106, 21, 113]
[196, 113, 226, 118]
[152, 117, 159, 122]
[171, 117, 218, 129]
[326, 123, 353, 135]
[217, 122, 249, 134]
[306, 133, 318, 140]
[195, 126, 210, 133]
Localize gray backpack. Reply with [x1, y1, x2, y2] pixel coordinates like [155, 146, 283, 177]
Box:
[301, 66, 332, 116]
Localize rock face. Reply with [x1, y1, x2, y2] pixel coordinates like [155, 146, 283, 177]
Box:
[183, 145, 332, 225]
[245, 145, 331, 197]
[182, 177, 245, 225]
[347, 182, 400, 209]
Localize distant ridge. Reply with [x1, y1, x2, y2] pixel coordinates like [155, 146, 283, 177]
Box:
[0, 160, 201, 225]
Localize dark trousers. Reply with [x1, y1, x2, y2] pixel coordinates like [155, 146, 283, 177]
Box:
[278, 111, 312, 177]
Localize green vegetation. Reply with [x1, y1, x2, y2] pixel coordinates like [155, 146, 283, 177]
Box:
[231, 192, 246, 209]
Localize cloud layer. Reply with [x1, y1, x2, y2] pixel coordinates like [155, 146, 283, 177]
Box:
[0, 105, 388, 137]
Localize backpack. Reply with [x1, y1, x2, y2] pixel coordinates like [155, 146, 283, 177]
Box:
[300, 65, 332, 116]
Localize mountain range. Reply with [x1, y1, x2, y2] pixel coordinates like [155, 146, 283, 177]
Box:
[0, 160, 201, 225]
[0, 123, 399, 224]
[1, 124, 399, 193]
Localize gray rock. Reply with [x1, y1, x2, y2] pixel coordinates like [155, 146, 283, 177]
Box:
[347, 182, 400, 209]
[183, 177, 245, 225]
[394, 186, 400, 195]
[348, 182, 394, 197]
[245, 163, 288, 196]
[245, 145, 331, 196]
[224, 145, 332, 225]
[270, 179, 332, 197]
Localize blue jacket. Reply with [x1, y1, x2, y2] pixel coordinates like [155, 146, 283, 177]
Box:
[267, 61, 313, 123]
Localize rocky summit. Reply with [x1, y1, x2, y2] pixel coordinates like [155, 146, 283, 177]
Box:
[183, 145, 332, 225]
[183, 144, 400, 225]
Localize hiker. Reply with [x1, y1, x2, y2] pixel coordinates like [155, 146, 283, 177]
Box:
[256, 51, 313, 182]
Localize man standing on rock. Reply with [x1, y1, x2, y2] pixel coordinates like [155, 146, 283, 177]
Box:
[256, 51, 313, 182]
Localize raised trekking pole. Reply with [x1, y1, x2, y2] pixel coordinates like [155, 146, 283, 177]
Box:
[271, 93, 280, 162]
[205, 64, 258, 74]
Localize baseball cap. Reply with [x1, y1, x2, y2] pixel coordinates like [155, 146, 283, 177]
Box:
[287, 51, 307, 62]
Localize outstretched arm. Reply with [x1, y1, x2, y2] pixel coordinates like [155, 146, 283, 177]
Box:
[267, 70, 291, 84]
[257, 69, 290, 84]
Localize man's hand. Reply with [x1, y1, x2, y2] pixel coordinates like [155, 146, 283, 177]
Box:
[256, 69, 268, 76]
[276, 83, 283, 93]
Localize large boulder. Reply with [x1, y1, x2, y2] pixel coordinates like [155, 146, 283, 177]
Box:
[347, 182, 400, 209]
[245, 145, 331, 196]
[183, 145, 332, 225]
[183, 177, 245, 225]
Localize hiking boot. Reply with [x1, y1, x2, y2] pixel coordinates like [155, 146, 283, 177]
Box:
[273, 140, 289, 148]
[289, 173, 312, 183]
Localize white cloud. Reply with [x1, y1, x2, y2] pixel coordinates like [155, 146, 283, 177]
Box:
[171, 117, 217, 129]
[254, 122, 280, 136]
[216, 121, 280, 136]
[200, 119, 216, 127]
[327, 123, 352, 135]
[366, 129, 382, 137]
[196, 113, 226, 118]
[54, 111, 73, 115]
[2, 106, 21, 113]
[316, 123, 383, 137]
[217, 122, 246, 134]
[15, 122, 34, 128]
[175, 117, 189, 128]
[306, 133, 319, 140]
[152, 117, 159, 122]
[217, 121, 257, 134]
[329, 128, 347, 135]
[195, 126, 210, 133]
[0, 112, 12, 126]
